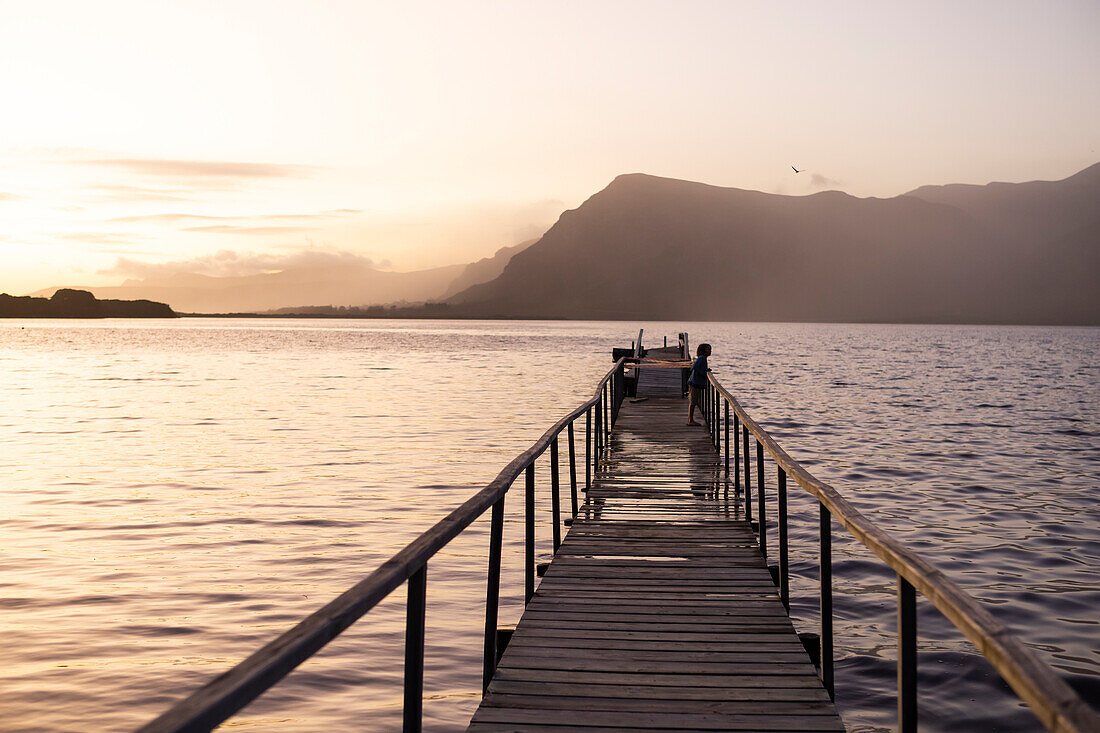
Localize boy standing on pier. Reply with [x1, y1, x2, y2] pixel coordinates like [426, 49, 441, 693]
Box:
[687, 342, 712, 425]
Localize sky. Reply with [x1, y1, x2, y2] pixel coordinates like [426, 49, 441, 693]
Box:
[1, 0, 1097, 295]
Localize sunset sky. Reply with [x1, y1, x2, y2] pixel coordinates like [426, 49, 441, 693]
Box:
[2, 0, 1097, 295]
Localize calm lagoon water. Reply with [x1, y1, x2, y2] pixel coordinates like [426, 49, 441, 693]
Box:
[1, 319, 1097, 732]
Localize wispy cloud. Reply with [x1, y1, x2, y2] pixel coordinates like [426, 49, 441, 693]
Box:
[182, 225, 311, 236]
[99, 248, 378, 279]
[77, 158, 316, 179]
[87, 184, 192, 203]
[108, 210, 361, 226]
[0, 192, 23, 202]
[108, 213, 225, 224]
[57, 232, 137, 245]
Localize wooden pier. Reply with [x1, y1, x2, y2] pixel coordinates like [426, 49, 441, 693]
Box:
[468, 375, 843, 730]
[137, 334, 1100, 733]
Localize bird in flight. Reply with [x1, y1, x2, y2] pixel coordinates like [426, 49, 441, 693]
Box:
[791, 166, 804, 173]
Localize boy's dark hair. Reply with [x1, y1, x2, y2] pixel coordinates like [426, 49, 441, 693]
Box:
[697, 343, 711, 357]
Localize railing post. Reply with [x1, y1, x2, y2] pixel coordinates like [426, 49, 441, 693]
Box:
[551, 437, 561, 552]
[613, 362, 624, 424]
[756, 439, 766, 558]
[743, 424, 752, 523]
[585, 408, 592, 492]
[734, 414, 740, 496]
[403, 565, 427, 733]
[482, 496, 505, 692]
[711, 386, 718, 448]
[724, 399, 730, 478]
[705, 383, 710, 429]
[709, 385, 715, 446]
[594, 393, 602, 457]
[777, 467, 789, 611]
[525, 463, 535, 604]
[898, 576, 918, 733]
[715, 389, 720, 450]
[820, 503, 835, 700]
[604, 382, 610, 445]
[568, 421, 578, 517]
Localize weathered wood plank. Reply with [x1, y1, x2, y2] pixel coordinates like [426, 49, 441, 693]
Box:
[486, 680, 831, 701]
[471, 708, 846, 731]
[481, 694, 840, 715]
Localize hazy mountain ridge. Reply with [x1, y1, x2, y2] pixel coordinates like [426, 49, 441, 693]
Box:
[32, 255, 505, 314]
[447, 165, 1100, 324]
[442, 239, 536, 300]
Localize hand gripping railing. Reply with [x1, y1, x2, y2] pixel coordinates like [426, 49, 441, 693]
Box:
[136, 358, 627, 733]
[702, 375, 1099, 733]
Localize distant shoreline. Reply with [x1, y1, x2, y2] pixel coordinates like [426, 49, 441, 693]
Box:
[174, 312, 1100, 326]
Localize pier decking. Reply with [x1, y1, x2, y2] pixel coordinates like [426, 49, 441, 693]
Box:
[468, 393, 844, 731]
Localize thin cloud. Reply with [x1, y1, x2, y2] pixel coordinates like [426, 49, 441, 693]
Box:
[77, 158, 316, 179]
[99, 248, 378, 279]
[0, 192, 23, 202]
[183, 225, 312, 235]
[57, 232, 137, 245]
[108, 210, 361, 225]
[87, 184, 192, 203]
[109, 213, 227, 224]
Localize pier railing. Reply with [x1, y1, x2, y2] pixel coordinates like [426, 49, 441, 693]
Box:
[136, 359, 627, 733]
[701, 375, 1099, 733]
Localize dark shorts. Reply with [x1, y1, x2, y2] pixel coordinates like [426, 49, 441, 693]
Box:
[689, 384, 705, 406]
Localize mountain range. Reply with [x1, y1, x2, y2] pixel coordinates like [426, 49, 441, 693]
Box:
[32, 241, 532, 314]
[446, 163, 1099, 324]
[33, 164, 1098, 323]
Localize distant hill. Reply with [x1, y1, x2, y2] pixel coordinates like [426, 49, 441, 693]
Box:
[31, 243, 535, 314]
[33, 261, 467, 314]
[442, 239, 536, 299]
[447, 164, 1100, 324]
[1, 289, 176, 318]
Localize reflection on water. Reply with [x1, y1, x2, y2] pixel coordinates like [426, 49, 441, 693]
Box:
[0, 319, 1096, 732]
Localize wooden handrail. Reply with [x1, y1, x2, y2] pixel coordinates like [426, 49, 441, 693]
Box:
[707, 374, 1100, 733]
[136, 358, 627, 733]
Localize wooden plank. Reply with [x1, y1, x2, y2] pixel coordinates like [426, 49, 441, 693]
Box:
[481, 694, 840, 715]
[486, 680, 831, 701]
[493, 669, 827, 688]
[471, 708, 846, 731]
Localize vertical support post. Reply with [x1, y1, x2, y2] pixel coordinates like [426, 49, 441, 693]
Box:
[482, 496, 504, 692]
[403, 565, 427, 733]
[551, 437, 561, 552]
[898, 576, 918, 733]
[701, 382, 707, 427]
[743, 424, 752, 523]
[568, 421, 578, 517]
[756, 440, 766, 558]
[594, 393, 602, 457]
[777, 467, 789, 611]
[705, 383, 710, 429]
[585, 408, 592, 492]
[724, 399, 730, 478]
[711, 386, 718, 448]
[734, 414, 740, 495]
[820, 503, 835, 700]
[604, 383, 610, 445]
[613, 363, 624, 424]
[525, 463, 535, 604]
[709, 385, 715, 446]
